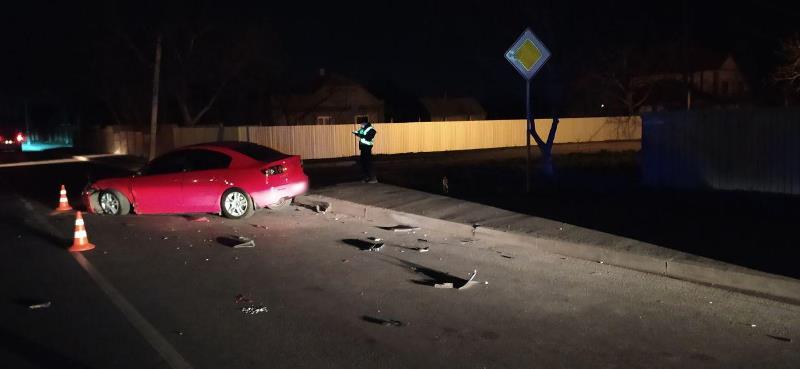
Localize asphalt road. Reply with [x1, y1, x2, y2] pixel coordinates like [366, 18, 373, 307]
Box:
[1, 150, 799, 369]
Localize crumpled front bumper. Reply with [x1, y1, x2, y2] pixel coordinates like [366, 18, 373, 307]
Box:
[81, 187, 100, 214]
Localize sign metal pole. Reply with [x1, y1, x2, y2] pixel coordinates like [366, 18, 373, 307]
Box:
[526, 80, 532, 193]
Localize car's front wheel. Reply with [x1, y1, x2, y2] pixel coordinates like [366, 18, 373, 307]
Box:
[98, 190, 131, 215]
[221, 188, 254, 219]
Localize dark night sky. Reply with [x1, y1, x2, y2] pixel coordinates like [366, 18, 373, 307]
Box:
[1, 0, 799, 124]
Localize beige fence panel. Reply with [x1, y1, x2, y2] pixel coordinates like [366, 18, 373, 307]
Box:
[172, 125, 243, 148]
[93, 116, 640, 159]
[245, 124, 357, 159]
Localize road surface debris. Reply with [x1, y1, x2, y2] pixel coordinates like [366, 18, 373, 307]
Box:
[234, 294, 253, 304]
[382, 225, 420, 232]
[314, 202, 331, 213]
[28, 301, 52, 310]
[232, 236, 255, 248]
[241, 305, 269, 315]
[363, 316, 405, 327]
[766, 334, 792, 342]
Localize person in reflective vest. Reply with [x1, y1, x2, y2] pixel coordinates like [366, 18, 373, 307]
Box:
[353, 120, 377, 183]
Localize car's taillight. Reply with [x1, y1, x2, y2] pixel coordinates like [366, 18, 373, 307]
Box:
[16, 133, 24, 142]
[261, 164, 287, 176]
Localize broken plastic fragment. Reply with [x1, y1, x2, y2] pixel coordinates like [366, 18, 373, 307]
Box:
[365, 242, 385, 252]
[241, 305, 269, 315]
[314, 202, 331, 213]
[28, 301, 52, 310]
[382, 319, 403, 327]
[233, 236, 255, 248]
[457, 270, 479, 290]
[418, 247, 430, 253]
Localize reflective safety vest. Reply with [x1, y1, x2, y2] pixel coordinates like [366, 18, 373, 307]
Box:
[358, 126, 374, 146]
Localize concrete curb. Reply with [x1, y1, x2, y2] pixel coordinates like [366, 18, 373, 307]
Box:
[304, 194, 800, 305]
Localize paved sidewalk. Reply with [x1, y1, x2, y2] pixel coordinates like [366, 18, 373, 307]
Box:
[307, 182, 800, 304]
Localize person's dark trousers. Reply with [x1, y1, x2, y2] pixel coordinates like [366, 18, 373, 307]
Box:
[359, 145, 374, 180]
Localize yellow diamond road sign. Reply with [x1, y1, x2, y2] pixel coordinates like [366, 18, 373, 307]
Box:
[505, 28, 551, 80]
[515, 40, 542, 71]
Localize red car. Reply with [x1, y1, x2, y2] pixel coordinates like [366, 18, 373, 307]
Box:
[83, 142, 308, 219]
[0, 128, 25, 152]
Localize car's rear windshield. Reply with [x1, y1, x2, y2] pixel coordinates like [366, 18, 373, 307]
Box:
[224, 142, 287, 162]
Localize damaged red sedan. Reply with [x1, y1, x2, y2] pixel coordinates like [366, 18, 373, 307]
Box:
[83, 142, 308, 219]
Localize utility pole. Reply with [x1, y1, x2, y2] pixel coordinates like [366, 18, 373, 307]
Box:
[148, 34, 162, 160]
[24, 100, 30, 138]
[683, 0, 691, 110]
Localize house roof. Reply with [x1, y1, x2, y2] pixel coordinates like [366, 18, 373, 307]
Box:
[272, 72, 381, 112]
[647, 47, 735, 74]
[421, 97, 486, 117]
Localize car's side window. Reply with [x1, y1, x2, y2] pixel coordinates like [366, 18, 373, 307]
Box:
[142, 151, 189, 175]
[186, 150, 232, 172]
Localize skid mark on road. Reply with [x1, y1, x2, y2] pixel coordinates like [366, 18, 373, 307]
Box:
[71, 252, 193, 369]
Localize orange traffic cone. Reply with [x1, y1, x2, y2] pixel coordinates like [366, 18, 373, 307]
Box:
[68, 211, 95, 252]
[55, 185, 73, 212]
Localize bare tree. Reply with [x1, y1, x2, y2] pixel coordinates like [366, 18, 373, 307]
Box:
[96, 2, 282, 127]
[166, 22, 275, 126]
[593, 47, 654, 116]
[774, 34, 800, 91]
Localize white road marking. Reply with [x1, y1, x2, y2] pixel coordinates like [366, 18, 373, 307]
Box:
[71, 252, 193, 369]
[18, 196, 188, 368]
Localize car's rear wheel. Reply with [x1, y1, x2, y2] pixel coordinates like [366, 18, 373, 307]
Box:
[266, 197, 293, 210]
[221, 188, 254, 219]
[98, 190, 130, 215]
